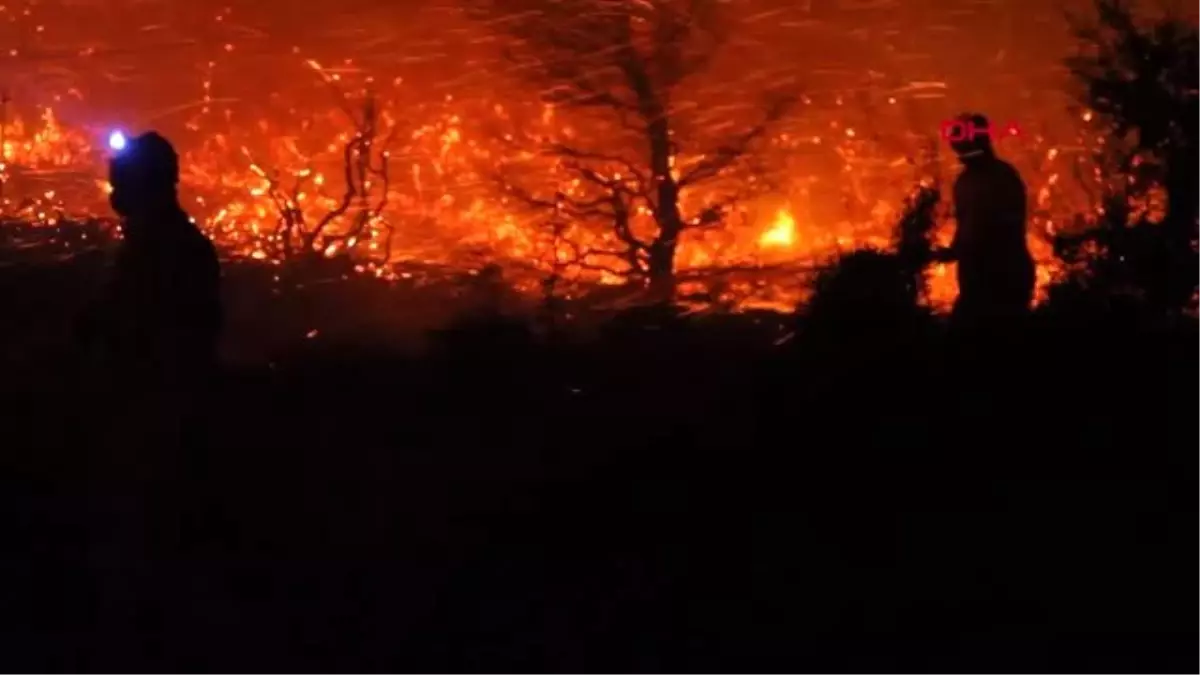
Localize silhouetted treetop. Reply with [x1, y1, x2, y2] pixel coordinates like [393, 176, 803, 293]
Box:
[462, 0, 731, 111]
[1068, 0, 1198, 156]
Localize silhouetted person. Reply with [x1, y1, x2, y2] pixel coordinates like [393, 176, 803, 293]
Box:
[80, 131, 222, 667]
[97, 131, 222, 386]
[935, 113, 1035, 329]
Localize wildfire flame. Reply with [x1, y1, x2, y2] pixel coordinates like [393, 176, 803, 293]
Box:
[759, 209, 796, 248]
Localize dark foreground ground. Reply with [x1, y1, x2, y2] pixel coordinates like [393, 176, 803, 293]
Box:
[0, 253, 1196, 672]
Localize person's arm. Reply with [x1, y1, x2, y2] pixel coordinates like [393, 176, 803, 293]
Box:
[1011, 168, 1029, 240]
[950, 175, 970, 255]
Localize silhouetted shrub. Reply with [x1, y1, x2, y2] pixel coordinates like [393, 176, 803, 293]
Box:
[1054, 0, 1199, 315]
[798, 185, 940, 349]
[806, 249, 918, 322]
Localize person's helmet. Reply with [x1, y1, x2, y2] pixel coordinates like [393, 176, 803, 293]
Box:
[948, 112, 994, 160]
[109, 131, 179, 187]
[108, 131, 180, 216]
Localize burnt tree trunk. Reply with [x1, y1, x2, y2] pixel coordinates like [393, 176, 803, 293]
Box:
[645, 114, 683, 298]
[618, 26, 684, 300]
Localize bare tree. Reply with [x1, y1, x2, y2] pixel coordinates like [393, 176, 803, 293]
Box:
[252, 90, 395, 266]
[465, 0, 794, 297]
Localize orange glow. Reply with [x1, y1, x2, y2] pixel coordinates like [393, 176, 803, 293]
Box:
[759, 209, 796, 248]
[0, 0, 1155, 315]
[0, 99, 1092, 313]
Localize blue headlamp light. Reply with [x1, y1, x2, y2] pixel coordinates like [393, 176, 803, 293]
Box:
[108, 130, 128, 153]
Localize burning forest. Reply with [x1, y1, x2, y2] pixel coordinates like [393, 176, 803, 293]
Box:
[0, 2, 1195, 670]
[0, 0, 1182, 314]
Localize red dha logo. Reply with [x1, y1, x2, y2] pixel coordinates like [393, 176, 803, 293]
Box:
[940, 118, 1022, 142]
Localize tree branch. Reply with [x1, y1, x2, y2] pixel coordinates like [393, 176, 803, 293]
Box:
[677, 94, 794, 188]
[545, 142, 648, 189]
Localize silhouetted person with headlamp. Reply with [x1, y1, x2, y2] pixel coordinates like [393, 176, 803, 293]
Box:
[81, 131, 222, 668]
[934, 113, 1035, 329]
[95, 131, 222, 385]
